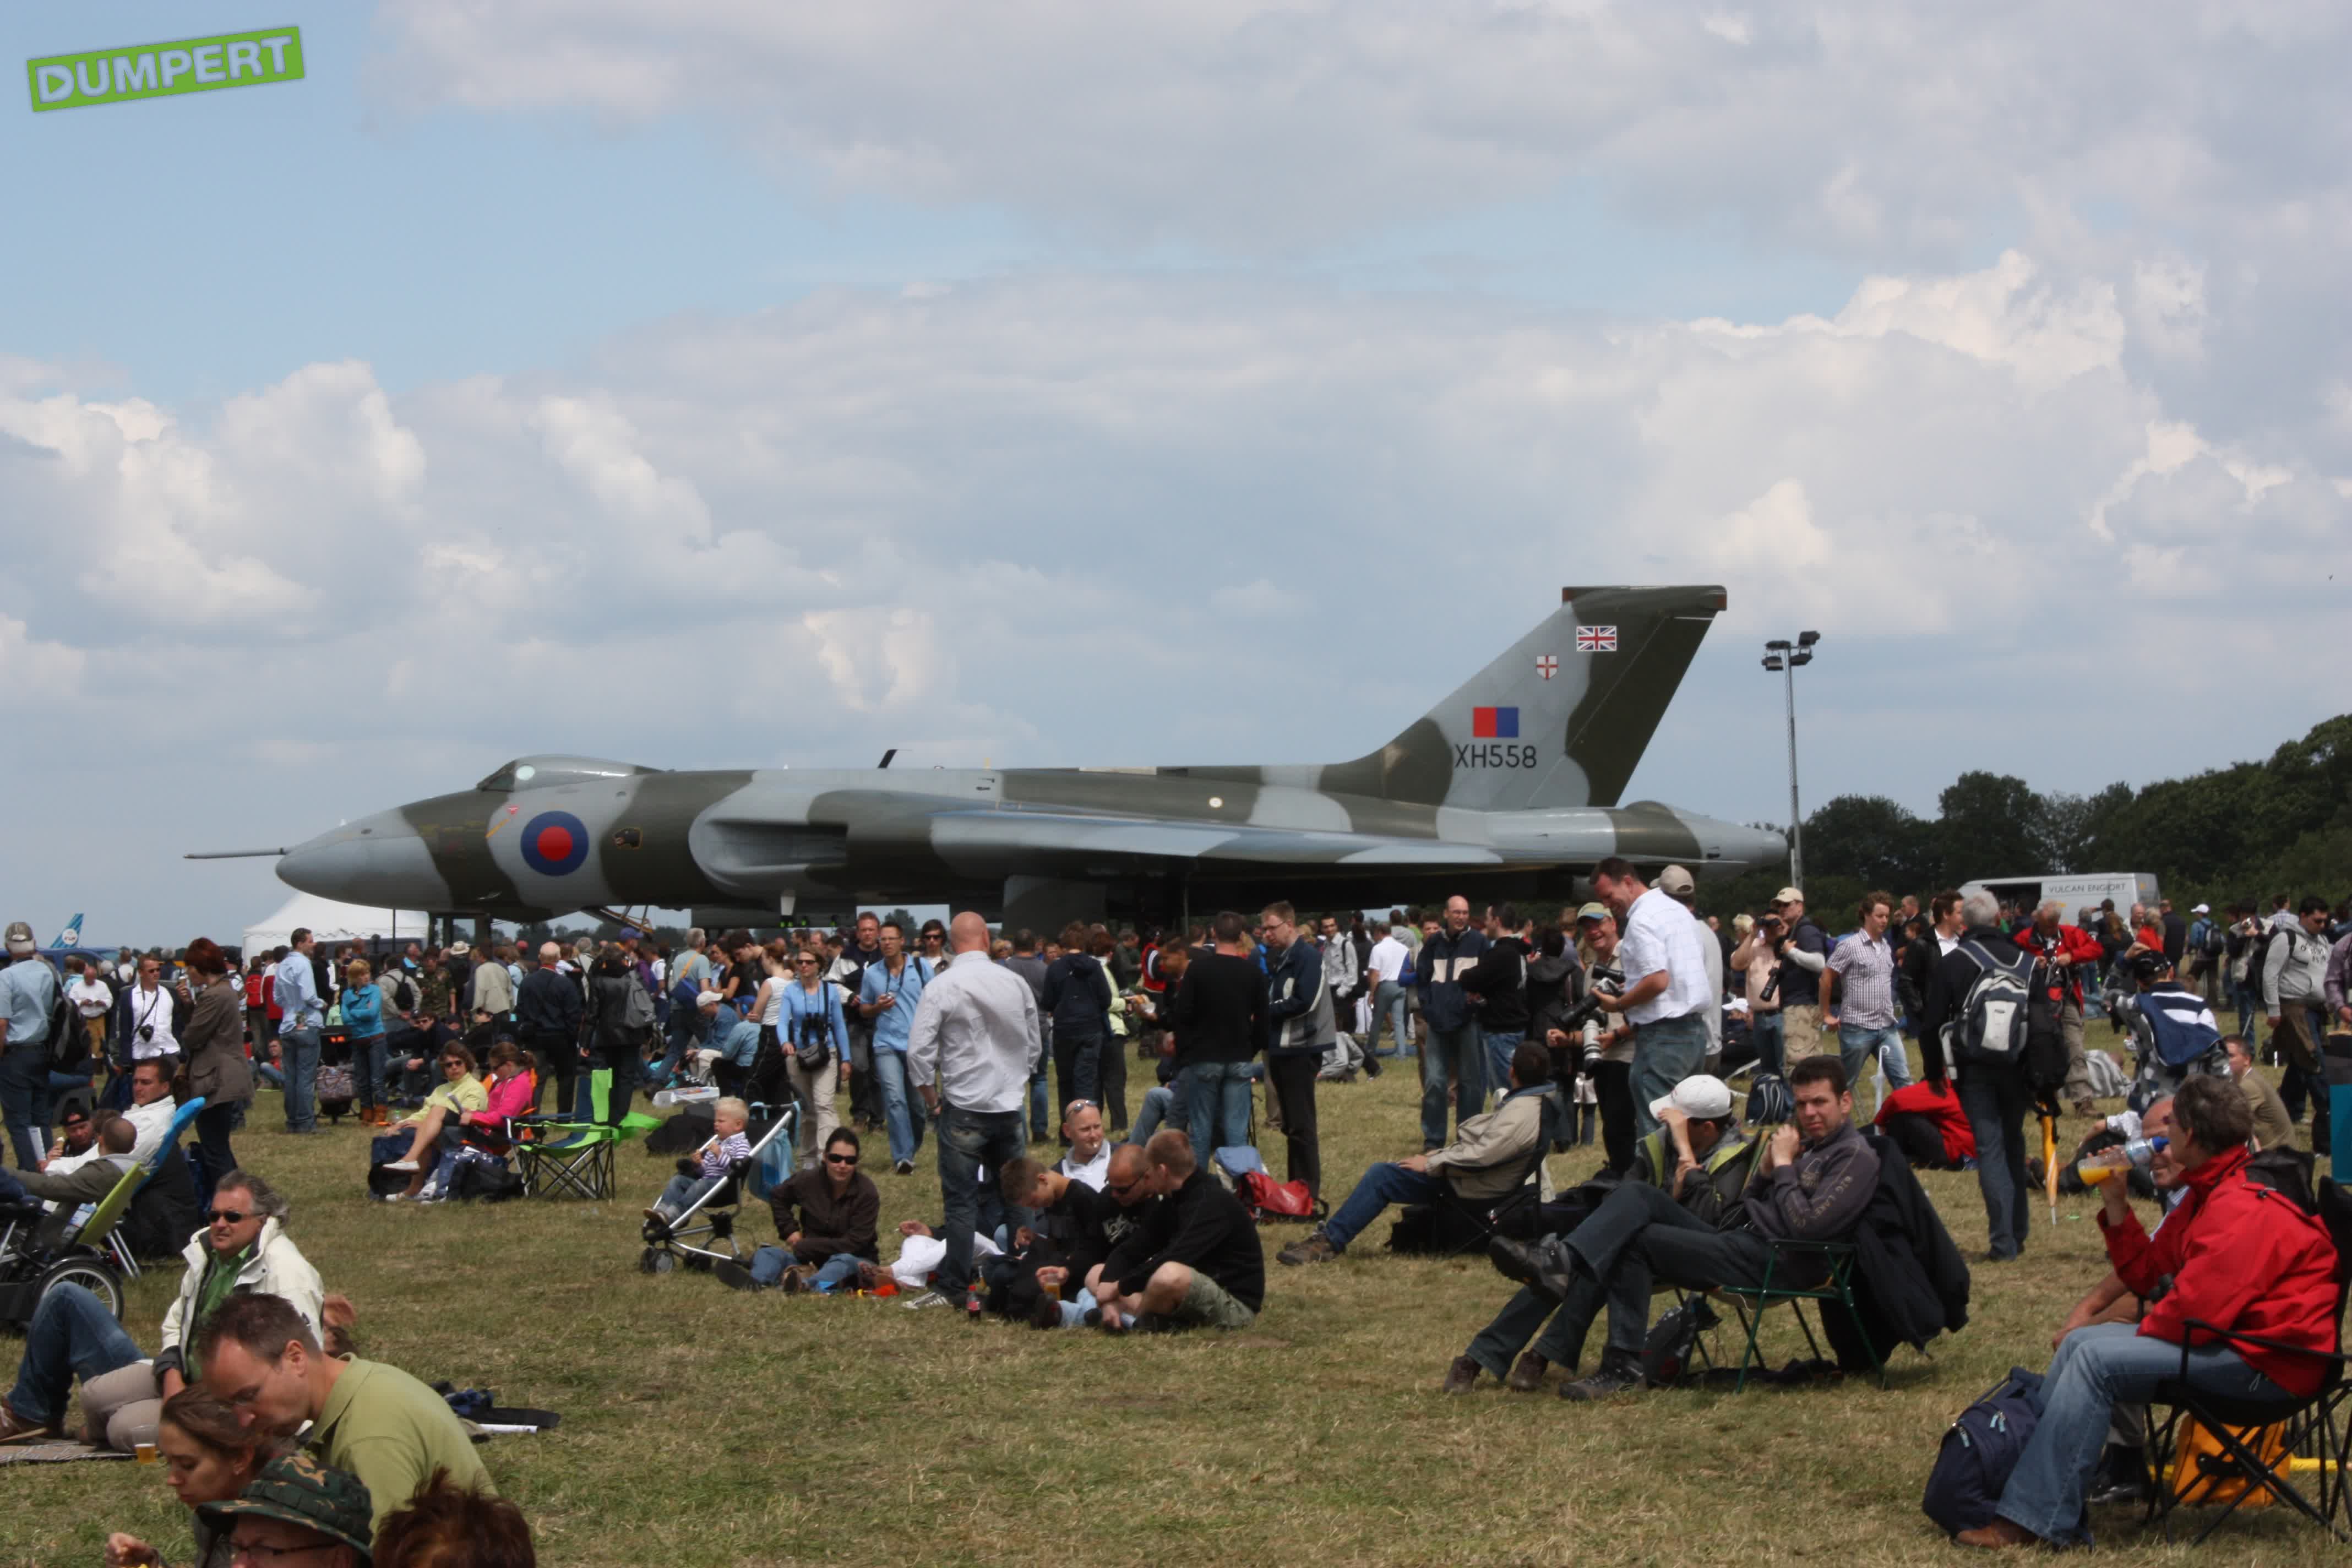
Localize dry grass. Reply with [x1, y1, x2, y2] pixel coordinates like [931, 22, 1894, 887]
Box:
[4, 1037, 2344, 1566]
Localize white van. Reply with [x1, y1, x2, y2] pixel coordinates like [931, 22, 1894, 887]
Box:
[1958, 872, 2162, 920]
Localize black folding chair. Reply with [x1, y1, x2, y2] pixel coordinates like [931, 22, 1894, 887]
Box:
[2141, 1177, 2352, 1544]
[1435, 1090, 1561, 1257]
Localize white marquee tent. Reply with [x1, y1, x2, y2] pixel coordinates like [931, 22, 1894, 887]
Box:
[242, 892, 428, 955]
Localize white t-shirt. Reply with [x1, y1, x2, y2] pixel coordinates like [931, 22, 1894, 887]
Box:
[124, 983, 179, 1058]
[1368, 935, 1408, 986]
[1058, 1142, 1110, 1191]
[1615, 888, 1714, 1026]
[68, 977, 112, 1020]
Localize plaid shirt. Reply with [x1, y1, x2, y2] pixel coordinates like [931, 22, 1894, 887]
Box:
[1824, 930, 1898, 1030]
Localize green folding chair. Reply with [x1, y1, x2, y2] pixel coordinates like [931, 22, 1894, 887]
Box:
[512, 1070, 660, 1200]
[1714, 1236, 1885, 1392]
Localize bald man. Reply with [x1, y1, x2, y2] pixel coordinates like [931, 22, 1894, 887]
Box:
[516, 940, 587, 1117]
[905, 912, 1046, 1309]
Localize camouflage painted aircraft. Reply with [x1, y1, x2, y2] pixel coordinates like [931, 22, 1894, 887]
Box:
[252, 585, 1783, 930]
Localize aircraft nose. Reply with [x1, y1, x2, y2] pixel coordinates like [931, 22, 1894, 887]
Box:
[276, 812, 449, 907]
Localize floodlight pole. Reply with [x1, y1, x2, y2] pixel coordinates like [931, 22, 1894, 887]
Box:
[1761, 633, 1820, 887]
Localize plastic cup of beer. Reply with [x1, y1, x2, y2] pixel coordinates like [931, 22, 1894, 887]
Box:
[130, 1422, 159, 1464]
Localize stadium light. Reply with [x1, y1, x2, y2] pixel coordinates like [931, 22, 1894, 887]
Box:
[1762, 631, 1822, 885]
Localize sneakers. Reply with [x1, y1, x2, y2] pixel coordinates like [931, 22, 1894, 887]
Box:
[1505, 1352, 1550, 1393]
[1440, 1355, 1482, 1395]
[901, 1289, 954, 1311]
[382, 1159, 420, 1173]
[1559, 1348, 1647, 1402]
[893, 1159, 916, 1177]
[2086, 1445, 2150, 1506]
[714, 1260, 760, 1293]
[1276, 1232, 1340, 1266]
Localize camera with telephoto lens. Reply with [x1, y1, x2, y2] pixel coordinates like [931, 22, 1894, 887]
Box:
[1555, 963, 1624, 1036]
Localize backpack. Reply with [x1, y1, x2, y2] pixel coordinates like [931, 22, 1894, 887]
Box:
[2138, 984, 2224, 1070]
[2022, 961, 2070, 1092]
[621, 978, 657, 1033]
[45, 984, 89, 1078]
[1640, 1296, 1718, 1386]
[1944, 941, 2033, 1072]
[448, 1156, 524, 1204]
[1923, 1367, 2045, 1538]
[1235, 1170, 1316, 1222]
[2241, 925, 2280, 990]
[382, 970, 420, 1014]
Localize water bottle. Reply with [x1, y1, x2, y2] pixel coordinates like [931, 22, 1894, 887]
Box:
[2077, 1136, 2166, 1185]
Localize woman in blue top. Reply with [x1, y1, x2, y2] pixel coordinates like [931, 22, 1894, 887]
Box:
[782, 949, 850, 1170]
[341, 958, 389, 1125]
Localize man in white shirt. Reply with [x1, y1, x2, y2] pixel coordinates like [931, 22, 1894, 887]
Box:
[1656, 867, 1723, 1066]
[1055, 1099, 1110, 1190]
[1589, 857, 1713, 1141]
[65, 960, 112, 1068]
[907, 912, 1045, 1310]
[121, 956, 182, 1065]
[121, 1058, 181, 1166]
[1366, 922, 1412, 1059]
[273, 929, 326, 1135]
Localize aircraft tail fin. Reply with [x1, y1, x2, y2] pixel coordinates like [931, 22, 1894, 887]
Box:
[1320, 586, 1725, 812]
[50, 914, 83, 949]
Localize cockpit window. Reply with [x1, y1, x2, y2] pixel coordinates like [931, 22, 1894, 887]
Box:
[476, 756, 651, 793]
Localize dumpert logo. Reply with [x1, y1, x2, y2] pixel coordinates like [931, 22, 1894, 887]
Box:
[26, 28, 303, 112]
[1471, 706, 1519, 738]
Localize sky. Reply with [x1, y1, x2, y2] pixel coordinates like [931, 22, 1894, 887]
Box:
[3, 1, 2348, 946]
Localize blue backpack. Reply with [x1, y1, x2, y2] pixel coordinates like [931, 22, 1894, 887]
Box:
[1923, 1367, 2045, 1538]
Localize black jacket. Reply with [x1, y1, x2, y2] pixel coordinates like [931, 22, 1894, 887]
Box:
[1043, 954, 1112, 1039]
[1820, 1130, 1970, 1371]
[1106, 1169, 1265, 1312]
[1897, 933, 1941, 1025]
[515, 966, 584, 1045]
[1458, 937, 1531, 1033]
[1166, 953, 1267, 1066]
[1918, 924, 2026, 1086]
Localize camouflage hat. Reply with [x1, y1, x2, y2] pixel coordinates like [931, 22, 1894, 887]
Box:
[198, 1451, 374, 1557]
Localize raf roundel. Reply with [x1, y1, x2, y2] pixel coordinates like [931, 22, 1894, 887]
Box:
[520, 810, 590, 876]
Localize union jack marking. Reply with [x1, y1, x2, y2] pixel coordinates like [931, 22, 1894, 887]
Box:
[1576, 625, 1618, 652]
[1536, 655, 1559, 680]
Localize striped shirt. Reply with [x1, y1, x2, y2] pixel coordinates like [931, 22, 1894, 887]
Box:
[1824, 931, 1898, 1030]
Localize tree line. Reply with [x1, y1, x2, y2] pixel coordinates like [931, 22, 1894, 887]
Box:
[1700, 713, 2352, 921]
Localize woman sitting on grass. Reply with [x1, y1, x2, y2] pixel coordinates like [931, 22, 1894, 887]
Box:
[380, 1045, 489, 1185]
[104, 1388, 285, 1568]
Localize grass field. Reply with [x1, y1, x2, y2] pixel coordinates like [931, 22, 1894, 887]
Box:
[7, 1033, 2346, 1567]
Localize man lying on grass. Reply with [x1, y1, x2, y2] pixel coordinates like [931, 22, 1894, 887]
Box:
[1086, 1131, 1264, 1332]
[1956, 1074, 2337, 1549]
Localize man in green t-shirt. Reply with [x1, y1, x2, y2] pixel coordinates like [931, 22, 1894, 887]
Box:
[199, 1292, 493, 1535]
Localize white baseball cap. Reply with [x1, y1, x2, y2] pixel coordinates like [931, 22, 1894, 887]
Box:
[1649, 1074, 1734, 1122]
[2191, 903, 2210, 914]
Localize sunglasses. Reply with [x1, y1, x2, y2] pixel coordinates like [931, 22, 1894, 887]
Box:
[207, 1208, 251, 1224]
[1108, 1178, 1145, 1198]
[824, 1152, 858, 1166]
[795, 958, 819, 967]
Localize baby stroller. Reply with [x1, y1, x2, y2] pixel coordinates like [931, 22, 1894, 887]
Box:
[316, 1022, 357, 1124]
[637, 1101, 795, 1276]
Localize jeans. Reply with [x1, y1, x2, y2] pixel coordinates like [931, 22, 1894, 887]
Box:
[1837, 1023, 1909, 1110]
[192, 1101, 239, 1209]
[1959, 1067, 2033, 1259]
[1099, 1033, 1128, 1133]
[1128, 1083, 1180, 1146]
[1178, 1061, 1251, 1159]
[1997, 1321, 2287, 1545]
[1750, 1012, 1784, 1079]
[935, 1104, 1031, 1298]
[846, 1021, 880, 1128]
[1467, 1282, 1599, 1380]
[1420, 1022, 1486, 1150]
[748, 1244, 862, 1292]
[9, 1283, 143, 1427]
[279, 1025, 322, 1131]
[352, 1033, 388, 1111]
[0, 1044, 53, 1169]
[655, 1172, 721, 1217]
[1629, 1014, 1708, 1140]
[1373, 981, 1413, 1056]
[1029, 1061, 1051, 1142]
[1480, 1030, 1525, 1103]
[1322, 1162, 1444, 1251]
[872, 1051, 928, 1166]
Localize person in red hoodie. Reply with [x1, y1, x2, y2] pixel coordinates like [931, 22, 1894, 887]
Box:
[1958, 1074, 2339, 1548]
[1873, 1079, 1975, 1169]
[2018, 900, 2110, 1117]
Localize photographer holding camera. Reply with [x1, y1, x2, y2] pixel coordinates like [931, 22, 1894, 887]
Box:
[1758, 888, 1830, 1057]
[1549, 903, 1634, 1171]
[1588, 858, 1713, 1142]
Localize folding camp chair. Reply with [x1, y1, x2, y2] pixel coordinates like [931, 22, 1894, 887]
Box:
[95, 1097, 209, 1279]
[1716, 1237, 1884, 1392]
[2140, 1177, 2352, 1545]
[1436, 1090, 1561, 1258]
[513, 1069, 666, 1199]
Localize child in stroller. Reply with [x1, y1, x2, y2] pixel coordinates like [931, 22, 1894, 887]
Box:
[646, 1098, 752, 1228]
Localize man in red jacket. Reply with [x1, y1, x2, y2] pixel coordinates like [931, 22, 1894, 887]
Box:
[2018, 900, 2110, 1117]
[1958, 1075, 2339, 1548]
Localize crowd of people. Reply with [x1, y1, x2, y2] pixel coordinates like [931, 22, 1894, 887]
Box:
[1, 862, 2347, 1554]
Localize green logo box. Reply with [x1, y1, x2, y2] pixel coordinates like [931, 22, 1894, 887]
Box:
[27, 26, 303, 112]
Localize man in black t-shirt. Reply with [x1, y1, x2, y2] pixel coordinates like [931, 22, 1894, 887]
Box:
[996, 1155, 1127, 1327]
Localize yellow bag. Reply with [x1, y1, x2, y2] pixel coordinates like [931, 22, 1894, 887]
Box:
[2166, 1416, 2291, 1507]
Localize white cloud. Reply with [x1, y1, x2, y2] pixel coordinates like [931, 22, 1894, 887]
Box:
[1211, 578, 1304, 616]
